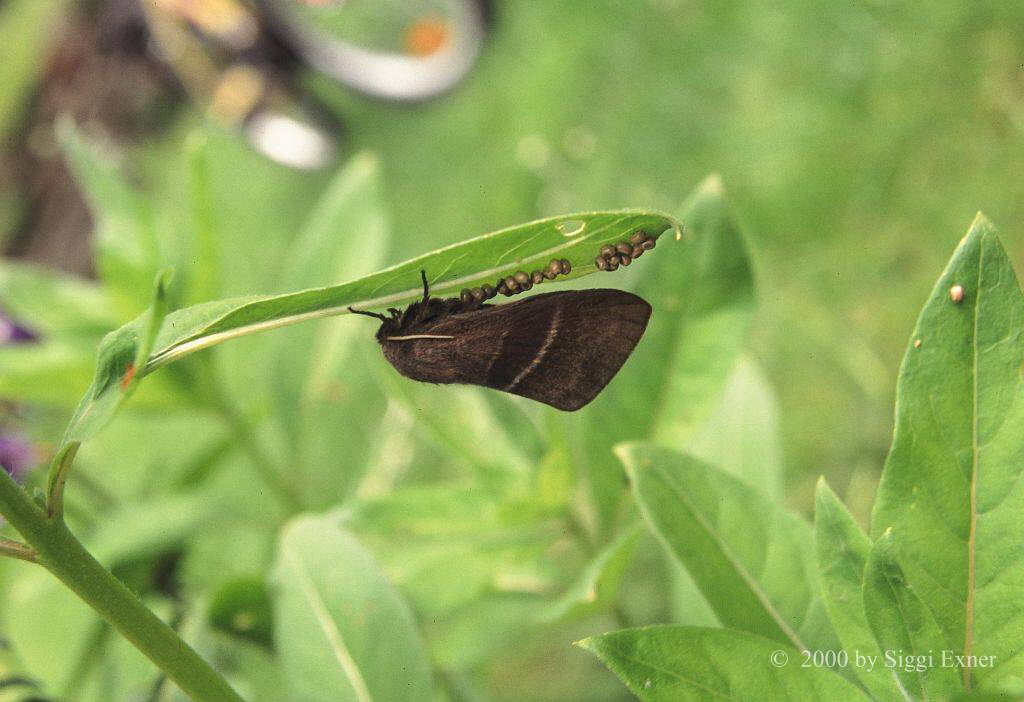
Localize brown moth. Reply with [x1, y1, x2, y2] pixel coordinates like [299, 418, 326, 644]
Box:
[350, 271, 651, 411]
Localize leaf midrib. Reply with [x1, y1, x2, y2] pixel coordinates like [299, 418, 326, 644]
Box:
[283, 548, 374, 702]
[963, 239, 982, 689]
[646, 459, 809, 651]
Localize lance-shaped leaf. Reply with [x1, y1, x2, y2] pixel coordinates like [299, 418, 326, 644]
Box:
[144, 209, 677, 372]
[815, 480, 907, 701]
[871, 214, 1024, 690]
[577, 176, 755, 532]
[271, 514, 432, 702]
[578, 626, 871, 702]
[863, 530, 961, 700]
[59, 209, 677, 447]
[619, 443, 836, 651]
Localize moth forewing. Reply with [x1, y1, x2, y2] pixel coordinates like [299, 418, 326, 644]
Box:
[373, 289, 651, 411]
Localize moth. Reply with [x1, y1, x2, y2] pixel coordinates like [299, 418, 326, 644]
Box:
[350, 271, 651, 411]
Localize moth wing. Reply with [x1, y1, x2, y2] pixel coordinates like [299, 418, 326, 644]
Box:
[436, 289, 651, 411]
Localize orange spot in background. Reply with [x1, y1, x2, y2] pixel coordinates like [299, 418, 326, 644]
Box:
[121, 363, 137, 390]
[405, 17, 449, 56]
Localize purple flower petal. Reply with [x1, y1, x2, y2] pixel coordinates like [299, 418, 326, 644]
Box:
[0, 435, 34, 481]
[0, 312, 38, 344]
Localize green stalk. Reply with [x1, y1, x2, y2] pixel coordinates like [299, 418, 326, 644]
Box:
[0, 469, 244, 702]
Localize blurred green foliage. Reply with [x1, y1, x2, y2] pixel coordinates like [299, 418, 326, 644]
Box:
[2, 1, 1024, 701]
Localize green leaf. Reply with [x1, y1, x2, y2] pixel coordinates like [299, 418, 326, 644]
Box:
[0, 260, 116, 335]
[863, 530, 962, 700]
[130, 268, 173, 388]
[144, 208, 677, 372]
[541, 524, 642, 622]
[645, 175, 756, 441]
[55, 268, 179, 447]
[87, 491, 217, 566]
[815, 479, 906, 701]
[58, 118, 159, 314]
[687, 355, 784, 499]
[619, 443, 835, 651]
[578, 175, 755, 533]
[270, 152, 389, 477]
[871, 214, 1024, 689]
[578, 626, 871, 701]
[62, 209, 676, 449]
[4, 567, 98, 694]
[208, 576, 274, 648]
[0, 340, 96, 406]
[181, 131, 222, 305]
[271, 513, 432, 702]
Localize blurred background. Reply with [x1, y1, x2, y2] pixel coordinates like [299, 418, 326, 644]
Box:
[1, 1, 1024, 700]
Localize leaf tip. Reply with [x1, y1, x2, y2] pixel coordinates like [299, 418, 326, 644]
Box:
[573, 636, 598, 652]
[697, 173, 725, 197]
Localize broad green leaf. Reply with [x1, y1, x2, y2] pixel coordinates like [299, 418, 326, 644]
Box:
[541, 524, 642, 622]
[578, 175, 755, 534]
[686, 355, 783, 499]
[59, 119, 159, 314]
[863, 531, 961, 700]
[4, 568, 97, 693]
[645, 175, 756, 442]
[426, 595, 542, 670]
[815, 479, 905, 701]
[619, 443, 835, 651]
[578, 625, 871, 701]
[871, 214, 1024, 689]
[271, 513, 432, 702]
[87, 491, 218, 566]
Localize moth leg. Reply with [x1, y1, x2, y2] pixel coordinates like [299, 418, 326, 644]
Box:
[347, 306, 388, 322]
[420, 269, 431, 303]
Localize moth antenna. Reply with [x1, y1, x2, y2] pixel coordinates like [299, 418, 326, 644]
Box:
[386, 334, 457, 342]
[420, 269, 430, 303]
[348, 306, 388, 322]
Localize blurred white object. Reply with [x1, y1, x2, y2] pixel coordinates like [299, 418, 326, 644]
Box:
[265, 0, 489, 101]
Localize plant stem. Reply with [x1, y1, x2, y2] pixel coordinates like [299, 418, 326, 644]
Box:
[0, 538, 38, 563]
[0, 469, 244, 702]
